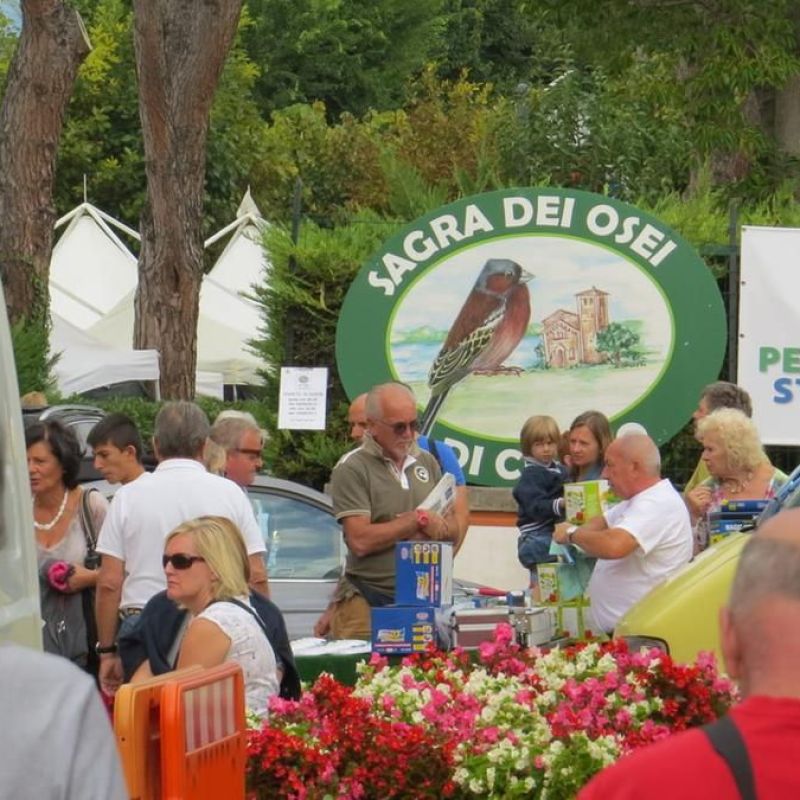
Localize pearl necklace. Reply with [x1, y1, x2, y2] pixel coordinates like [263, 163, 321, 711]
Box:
[33, 490, 69, 531]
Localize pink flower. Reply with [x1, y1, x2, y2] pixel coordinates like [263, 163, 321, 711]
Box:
[494, 623, 514, 646]
[614, 709, 632, 727]
[482, 727, 500, 743]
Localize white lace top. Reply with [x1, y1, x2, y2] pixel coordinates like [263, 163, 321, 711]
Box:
[197, 597, 279, 718]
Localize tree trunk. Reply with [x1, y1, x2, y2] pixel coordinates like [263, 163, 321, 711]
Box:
[0, 0, 90, 325]
[132, 0, 243, 399]
[774, 7, 800, 158]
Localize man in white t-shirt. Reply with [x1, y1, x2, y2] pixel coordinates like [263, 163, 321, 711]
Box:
[95, 401, 268, 695]
[554, 434, 692, 634]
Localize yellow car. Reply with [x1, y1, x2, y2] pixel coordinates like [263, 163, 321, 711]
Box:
[615, 470, 800, 666]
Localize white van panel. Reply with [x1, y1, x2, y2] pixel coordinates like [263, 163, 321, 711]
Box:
[0, 291, 43, 647]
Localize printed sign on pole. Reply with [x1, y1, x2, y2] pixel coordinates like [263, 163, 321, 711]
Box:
[278, 366, 328, 430]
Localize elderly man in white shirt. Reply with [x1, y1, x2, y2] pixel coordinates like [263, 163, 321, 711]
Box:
[94, 401, 268, 696]
[554, 433, 692, 634]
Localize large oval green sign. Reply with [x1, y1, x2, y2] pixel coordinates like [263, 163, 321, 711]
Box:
[336, 188, 726, 487]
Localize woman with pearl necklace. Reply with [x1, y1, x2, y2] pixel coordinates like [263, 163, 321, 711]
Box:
[27, 419, 109, 673]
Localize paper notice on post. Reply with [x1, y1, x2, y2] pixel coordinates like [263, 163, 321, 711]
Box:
[277, 366, 328, 430]
[417, 472, 456, 516]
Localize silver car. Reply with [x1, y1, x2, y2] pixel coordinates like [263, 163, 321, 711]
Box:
[84, 473, 343, 640]
[247, 475, 343, 639]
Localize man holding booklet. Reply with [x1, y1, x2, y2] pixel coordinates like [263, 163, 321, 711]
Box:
[329, 382, 458, 639]
[553, 434, 692, 635]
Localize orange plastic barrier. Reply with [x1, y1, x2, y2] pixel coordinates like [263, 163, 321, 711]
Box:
[159, 662, 247, 800]
[114, 667, 203, 800]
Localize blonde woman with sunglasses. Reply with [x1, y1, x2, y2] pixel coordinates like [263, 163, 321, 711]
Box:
[131, 516, 280, 718]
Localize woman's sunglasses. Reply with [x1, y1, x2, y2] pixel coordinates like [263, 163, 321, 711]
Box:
[162, 553, 206, 570]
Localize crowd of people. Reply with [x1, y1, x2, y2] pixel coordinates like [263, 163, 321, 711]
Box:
[20, 377, 799, 796]
[27, 401, 296, 723]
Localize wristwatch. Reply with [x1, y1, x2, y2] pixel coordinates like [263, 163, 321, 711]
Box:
[566, 525, 579, 544]
[95, 642, 118, 655]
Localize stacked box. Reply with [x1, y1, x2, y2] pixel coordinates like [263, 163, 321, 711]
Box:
[719, 499, 769, 514]
[395, 541, 453, 607]
[371, 606, 440, 655]
[707, 500, 766, 545]
[564, 480, 615, 525]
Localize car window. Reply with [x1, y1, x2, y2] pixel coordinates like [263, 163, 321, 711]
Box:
[72, 419, 102, 453]
[249, 490, 343, 581]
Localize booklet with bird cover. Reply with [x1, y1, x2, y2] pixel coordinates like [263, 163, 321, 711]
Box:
[417, 472, 456, 517]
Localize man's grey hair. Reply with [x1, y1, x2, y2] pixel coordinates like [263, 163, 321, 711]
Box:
[365, 382, 416, 419]
[154, 402, 210, 459]
[728, 535, 800, 620]
[210, 415, 263, 453]
[214, 409, 259, 426]
[702, 381, 753, 417]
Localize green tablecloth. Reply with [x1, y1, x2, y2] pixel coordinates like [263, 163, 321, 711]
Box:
[294, 652, 371, 686]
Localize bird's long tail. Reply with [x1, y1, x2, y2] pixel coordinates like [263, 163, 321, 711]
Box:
[419, 389, 450, 437]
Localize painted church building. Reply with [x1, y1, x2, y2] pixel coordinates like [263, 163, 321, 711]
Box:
[541, 287, 610, 368]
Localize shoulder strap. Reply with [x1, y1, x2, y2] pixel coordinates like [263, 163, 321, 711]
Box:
[702, 715, 756, 800]
[79, 488, 98, 553]
[222, 597, 270, 639]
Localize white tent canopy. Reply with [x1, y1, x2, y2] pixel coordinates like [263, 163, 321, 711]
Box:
[49, 193, 268, 396]
[49, 313, 160, 396]
[89, 281, 262, 387]
[205, 188, 270, 300]
[50, 202, 139, 331]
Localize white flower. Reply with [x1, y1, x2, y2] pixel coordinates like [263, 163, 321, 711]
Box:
[453, 767, 470, 785]
[486, 766, 496, 789]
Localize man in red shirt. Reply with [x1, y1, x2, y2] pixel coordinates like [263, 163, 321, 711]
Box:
[580, 507, 800, 799]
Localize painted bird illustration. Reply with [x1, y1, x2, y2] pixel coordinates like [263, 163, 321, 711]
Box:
[419, 258, 533, 435]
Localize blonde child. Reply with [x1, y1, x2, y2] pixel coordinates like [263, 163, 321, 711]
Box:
[513, 415, 567, 596]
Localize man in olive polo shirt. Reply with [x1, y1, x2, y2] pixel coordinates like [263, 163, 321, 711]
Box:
[329, 382, 456, 639]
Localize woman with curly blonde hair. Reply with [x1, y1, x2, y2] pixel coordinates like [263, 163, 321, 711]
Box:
[686, 408, 786, 552]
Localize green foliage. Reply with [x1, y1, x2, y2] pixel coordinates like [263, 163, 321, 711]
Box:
[11, 317, 57, 396]
[56, 0, 145, 223]
[596, 323, 644, 368]
[252, 102, 390, 225]
[241, 0, 446, 119]
[660, 419, 701, 491]
[435, 0, 569, 91]
[59, 394, 270, 460]
[491, 59, 691, 201]
[251, 214, 397, 486]
[0, 10, 17, 83]
[390, 69, 501, 200]
[552, 0, 800, 199]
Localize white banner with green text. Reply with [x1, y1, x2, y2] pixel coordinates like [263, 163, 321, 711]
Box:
[739, 225, 800, 445]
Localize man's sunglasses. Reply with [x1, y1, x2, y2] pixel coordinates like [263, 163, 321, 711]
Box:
[376, 418, 419, 436]
[162, 553, 206, 570]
